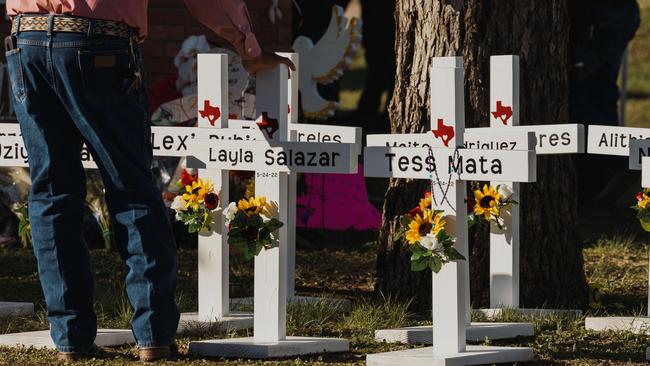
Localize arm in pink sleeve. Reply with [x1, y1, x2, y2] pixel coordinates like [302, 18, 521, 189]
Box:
[184, 0, 262, 60]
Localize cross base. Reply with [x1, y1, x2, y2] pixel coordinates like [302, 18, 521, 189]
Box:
[477, 308, 583, 319]
[0, 302, 33, 316]
[366, 345, 534, 366]
[374, 322, 534, 344]
[585, 316, 650, 334]
[188, 336, 349, 359]
[178, 312, 253, 332]
[230, 296, 352, 313]
[0, 329, 134, 349]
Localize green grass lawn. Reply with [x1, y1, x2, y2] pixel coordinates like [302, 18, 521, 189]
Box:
[2, 233, 650, 365]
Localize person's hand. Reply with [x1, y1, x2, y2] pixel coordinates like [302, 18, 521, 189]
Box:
[242, 52, 296, 76]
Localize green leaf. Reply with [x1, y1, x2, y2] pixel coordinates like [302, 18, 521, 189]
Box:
[400, 215, 412, 227]
[265, 218, 284, 232]
[248, 214, 263, 227]
[446, 248, 466, 261]
[411, 260, 427, 272]
[429, 257, 443, 273]
[411, 251, 422, 261]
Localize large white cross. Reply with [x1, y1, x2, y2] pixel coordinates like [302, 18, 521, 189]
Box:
[478, 55, 585, 313]
[584, 126, 650, 336]
[365, 57, 535, 364]
[186, 54, 356, 357]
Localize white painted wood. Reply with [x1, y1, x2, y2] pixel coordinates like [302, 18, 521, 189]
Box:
[0, 123, 361, 162]
[366, 345, 534, 366]
[429, 59, 467, 355]
[293, 124, 362, 155]
[374, 322, 534, 344]
[587, 125, 650, 156]
[253, 65, 289, 343]
[0, 329, 134, 349]
[363, 147, 536, 182]
[279, 52, 299, 298]
[368, 130, 534, 151]
[177, 312, 253, 332]
[643, 157, 650, 188]
[196, 53, 231, 322]
[629, 139, 650, 170]
[189, 336, 349, 358]
[585, 316, 650, 334]
[476, 308, 582, 319]
[489, 55, 520, 310]
[368, 125, 583, 154]
[187, 56, 353, 358]
[362, 56, 537, 362]
[196, 140, 357, 174]
[507, 124, 585, 154]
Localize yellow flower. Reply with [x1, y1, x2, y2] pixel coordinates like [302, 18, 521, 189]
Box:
[197, 179, 214, 199]
[637, 189, 650, 209]
[473, 184, 501, 221]
[182, 178, 210, 211]
[237, 196, 268, 217]
[419, 192, 432, 212]
[405, 210, 446, 245]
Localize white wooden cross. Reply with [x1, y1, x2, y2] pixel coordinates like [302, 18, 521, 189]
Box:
[629, 140, 650, 318]
[365, 57, 535, 364]
[186, 54, 355, 358]
[584, 127, 650, 334]
[472, 55, 585, 315]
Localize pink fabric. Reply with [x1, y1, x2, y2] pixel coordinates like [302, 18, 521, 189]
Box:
[6, 0, 261, 59]
[297, 164, 381, 231]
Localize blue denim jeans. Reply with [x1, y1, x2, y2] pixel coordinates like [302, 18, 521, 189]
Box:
[6, 26, 179, 352]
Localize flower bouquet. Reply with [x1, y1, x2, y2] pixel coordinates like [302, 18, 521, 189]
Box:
[633, 189, 650, 232]
[468, 184, 518, 230]
[171, 177, 220, 233]
[395, 193, 464, 273]
[223, 196, 284, 261]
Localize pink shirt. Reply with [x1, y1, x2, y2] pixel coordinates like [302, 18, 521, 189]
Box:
[6, 0, 262, 59]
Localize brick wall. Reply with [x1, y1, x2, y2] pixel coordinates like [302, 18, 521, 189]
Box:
[1, 0, 294, 82]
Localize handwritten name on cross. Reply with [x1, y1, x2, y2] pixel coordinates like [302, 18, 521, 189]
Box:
[188, 54, 359, 344]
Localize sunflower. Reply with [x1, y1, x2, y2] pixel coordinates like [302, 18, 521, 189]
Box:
[237, 196, 268, 217]
[405, 210, 446, 245]
[473, 184, 501, 221]
[182, 178, 208, 211]
[419, 192, 432, 212]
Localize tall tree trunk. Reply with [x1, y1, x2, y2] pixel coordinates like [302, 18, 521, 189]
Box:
[375, 0, 588, 311]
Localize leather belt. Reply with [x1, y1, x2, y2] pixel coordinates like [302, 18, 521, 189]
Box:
[11, 15, 135, 39]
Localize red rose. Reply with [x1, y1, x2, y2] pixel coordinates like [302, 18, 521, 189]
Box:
[205, 193, 220, 210]
[637, 192, 644, 202]
[180, 169, 198, 187]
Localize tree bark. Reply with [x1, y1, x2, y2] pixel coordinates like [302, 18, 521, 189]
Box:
[375, 0, 588, 311]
